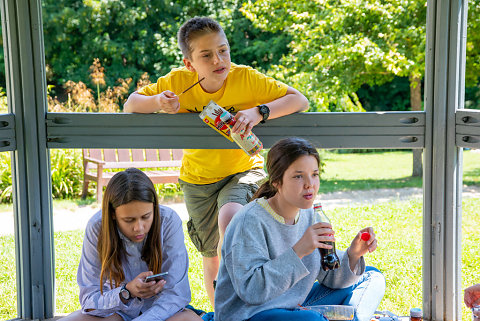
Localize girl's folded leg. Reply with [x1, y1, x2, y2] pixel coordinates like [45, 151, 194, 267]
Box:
[248, 308, 328, 321]
[302, 266, 386, 321]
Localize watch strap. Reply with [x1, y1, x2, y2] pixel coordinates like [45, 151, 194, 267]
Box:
[257, 104, 270, 124]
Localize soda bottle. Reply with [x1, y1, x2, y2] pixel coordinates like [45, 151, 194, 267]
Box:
[219, 110, 263, 156]
[313, 203, 340, 271]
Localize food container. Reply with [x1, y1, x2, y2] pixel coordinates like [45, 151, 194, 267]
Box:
[297, 305, 354, 320]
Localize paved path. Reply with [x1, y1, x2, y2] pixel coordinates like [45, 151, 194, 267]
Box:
[1, 186, 480, 236]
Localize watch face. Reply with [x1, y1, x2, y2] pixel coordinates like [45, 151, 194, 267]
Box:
[259, 105, 270, 120]
[120, 287, 130, 300]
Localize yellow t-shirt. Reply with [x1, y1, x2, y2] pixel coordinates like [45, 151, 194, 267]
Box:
[138, 63, 288, 184]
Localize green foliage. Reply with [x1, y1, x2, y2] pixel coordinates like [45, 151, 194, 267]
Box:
[50, 149, 84, 200]
[241, 0, 427, 111]
[0, 87, 7, 113]
[41, 0, 220, 92]
[357, 77, 414, 112]
[0, 152, 12, 203]
[39, 0, 288, 98]
[219, 0, 291, 72]
[466, 2, 480, 87]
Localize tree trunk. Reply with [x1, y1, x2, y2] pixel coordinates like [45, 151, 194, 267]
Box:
[410, 75, 423, 177]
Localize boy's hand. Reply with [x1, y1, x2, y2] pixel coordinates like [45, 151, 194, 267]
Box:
[126, 271, 166, 300]
[158, 91, 180, 114]
[293, 222, 335, 259]
[465, 283, 480, 308]
[232, 108, 263, 136]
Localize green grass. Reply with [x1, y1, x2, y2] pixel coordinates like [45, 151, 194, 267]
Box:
[2, 149, 480, 211]
[1, 199, 479, 320]
[319, 149, 480, 193]
[1, 150, 480, 319]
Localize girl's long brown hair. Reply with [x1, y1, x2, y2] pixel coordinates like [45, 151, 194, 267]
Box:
[98, 168, 162, 291]
[252, 137, 320, 200]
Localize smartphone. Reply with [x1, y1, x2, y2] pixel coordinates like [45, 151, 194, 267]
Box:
[144, 272, 168, 283]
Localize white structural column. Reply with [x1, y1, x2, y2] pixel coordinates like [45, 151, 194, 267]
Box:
[1, 0, 54, 319]
[423, 0, 467, 319]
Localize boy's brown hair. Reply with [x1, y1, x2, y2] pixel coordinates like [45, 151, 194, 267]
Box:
[177, 16, 227, 59]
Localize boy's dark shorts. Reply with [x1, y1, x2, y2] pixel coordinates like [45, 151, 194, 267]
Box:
[179, 168, 266, 257]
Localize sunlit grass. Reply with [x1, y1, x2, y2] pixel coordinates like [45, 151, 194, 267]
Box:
[1, 199, 479, 320]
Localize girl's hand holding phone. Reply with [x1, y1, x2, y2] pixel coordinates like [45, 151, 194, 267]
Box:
[293, 222, 335, 259]
[127, 271, 166, 299]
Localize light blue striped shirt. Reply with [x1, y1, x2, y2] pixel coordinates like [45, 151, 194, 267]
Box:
[77, 205, 191, 321]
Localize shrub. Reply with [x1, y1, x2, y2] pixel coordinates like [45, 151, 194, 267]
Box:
[50, 149, 84, 199]
[0, 152, 12, 203]
[0, 149, 85, 203]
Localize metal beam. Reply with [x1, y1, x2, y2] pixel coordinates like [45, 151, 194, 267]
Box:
[0, 113, 16, 152]
[456, 110, 480, 148]
[46, 111, 425, 149]
[1, 0, 54, 319]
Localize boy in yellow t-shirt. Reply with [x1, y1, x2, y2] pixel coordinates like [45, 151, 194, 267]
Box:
[124, 16, 308, 305]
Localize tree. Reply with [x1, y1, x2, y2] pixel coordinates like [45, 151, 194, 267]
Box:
[41, 0, 219, 92]
[242, 0, 480, 175]
[38, 0, 290, 98]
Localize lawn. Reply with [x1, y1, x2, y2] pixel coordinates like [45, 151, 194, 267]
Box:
[319, 149, 480, 193]
[1, 198, 479, 320]
[1, 150, 480, 320]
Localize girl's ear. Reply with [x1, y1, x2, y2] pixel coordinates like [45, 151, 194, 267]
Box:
[271, 180, 280, 190]
[183, 58, 196, 72]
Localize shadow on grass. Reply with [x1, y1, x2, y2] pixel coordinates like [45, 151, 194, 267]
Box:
[319, 176, 423, 193]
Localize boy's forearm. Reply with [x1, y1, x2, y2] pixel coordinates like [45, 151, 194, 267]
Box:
[124, 92, 160, 114]
[266, 87, 309, 120]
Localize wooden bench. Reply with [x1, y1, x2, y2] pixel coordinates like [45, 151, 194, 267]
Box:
[82, 149, 183, 203]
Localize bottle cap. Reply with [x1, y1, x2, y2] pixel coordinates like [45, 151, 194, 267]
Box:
[410, 308, 422, 318]
[313, 203, 322, 210]
[361, 232, 371, 241]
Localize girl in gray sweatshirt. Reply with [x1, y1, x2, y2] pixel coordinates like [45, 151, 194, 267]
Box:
[214, 138, 385, 321]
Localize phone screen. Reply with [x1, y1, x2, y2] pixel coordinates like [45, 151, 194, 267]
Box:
[144, 272, 168, 282]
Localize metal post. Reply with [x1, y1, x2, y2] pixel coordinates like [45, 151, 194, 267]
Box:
[423, 0, 467, 319]
[1, 0, 54, 319]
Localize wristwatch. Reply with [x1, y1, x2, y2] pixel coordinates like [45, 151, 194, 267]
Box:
[120, 284, 132, 301]
[257, 104, 270, 124]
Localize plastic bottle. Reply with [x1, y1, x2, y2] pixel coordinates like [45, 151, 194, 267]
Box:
[219, 110, 263, 156]
[313, 203, 341, 271]
[410, 308, 422, 321]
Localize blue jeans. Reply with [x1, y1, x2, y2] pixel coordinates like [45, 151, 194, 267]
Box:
[248, 266, 386, 321]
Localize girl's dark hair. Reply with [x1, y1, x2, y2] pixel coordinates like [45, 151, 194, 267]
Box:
[177, 16, 226, 59]
[98, 168, 162, 291]
[252, 137, 320, 200]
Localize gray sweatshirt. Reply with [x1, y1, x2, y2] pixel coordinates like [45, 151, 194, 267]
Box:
[214, 199, 365, 321]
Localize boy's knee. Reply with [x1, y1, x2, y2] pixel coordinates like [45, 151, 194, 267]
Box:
[218, 202, 243, 233]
